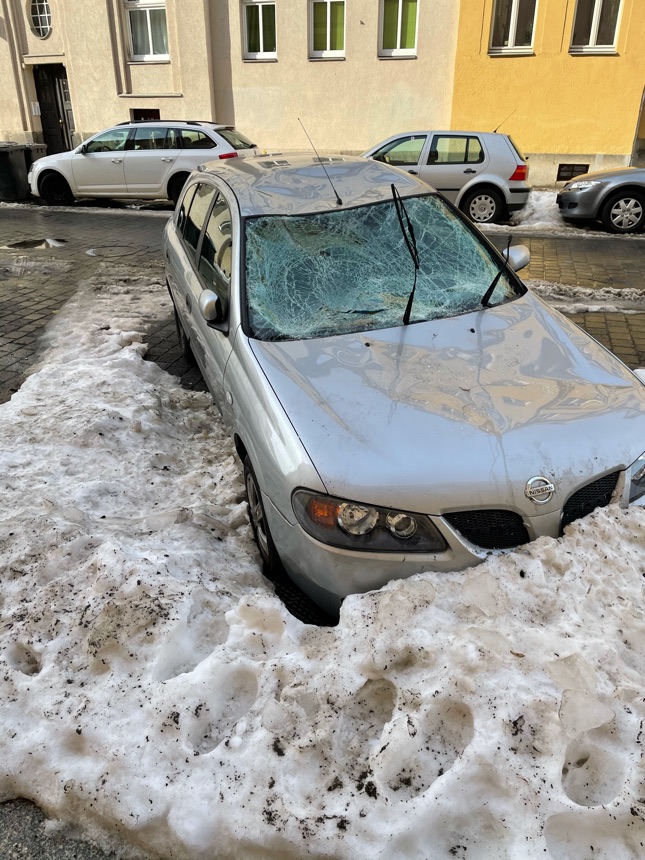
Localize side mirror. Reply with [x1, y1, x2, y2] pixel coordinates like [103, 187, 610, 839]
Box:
[428, 150, 439, 164]
[504, 244, 530, 272]
[78, 144, 87, 155]
[199, 290, 224, 325]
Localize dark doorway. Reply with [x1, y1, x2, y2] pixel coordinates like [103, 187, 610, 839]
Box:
[131, 108, 161, 121]
[33, 64, 76, 154]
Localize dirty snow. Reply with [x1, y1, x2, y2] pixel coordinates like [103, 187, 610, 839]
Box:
[2, 268, 645, 860]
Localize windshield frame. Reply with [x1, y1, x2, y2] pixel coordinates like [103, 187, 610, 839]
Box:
[239, 191, 526, 342]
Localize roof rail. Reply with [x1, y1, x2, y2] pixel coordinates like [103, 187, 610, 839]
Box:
[114, 119, 218, 127]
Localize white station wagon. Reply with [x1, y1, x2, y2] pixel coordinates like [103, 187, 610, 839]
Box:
[28, 120, 258, 206]
[164, 154, 645, 614]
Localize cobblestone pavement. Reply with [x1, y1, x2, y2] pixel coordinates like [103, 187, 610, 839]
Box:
[1, 206, 645, 858]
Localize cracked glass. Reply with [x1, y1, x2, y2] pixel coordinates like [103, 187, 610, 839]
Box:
[244, 194, 519, 341]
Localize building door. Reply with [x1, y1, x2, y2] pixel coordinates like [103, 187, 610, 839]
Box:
[33, 64, 75, 154]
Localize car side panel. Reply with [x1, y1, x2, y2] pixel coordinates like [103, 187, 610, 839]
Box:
[418, 134, 490, 203]
[124, 148, 179, 195]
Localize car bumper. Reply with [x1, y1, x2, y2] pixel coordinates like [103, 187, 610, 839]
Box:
[556, 190, 600, 220]
[507, 189, 530, 212]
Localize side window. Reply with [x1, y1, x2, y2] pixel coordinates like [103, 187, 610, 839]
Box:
[372, 135, 426, 166]
[183, 184, 216, 255]
[132, 126, 171, 150]
[179, 130, 217, 150]
[198, 194, 233, 310]
[428, 136, 484, 165]
[85, 129, 130, 153]
[176, 183, 197, 234]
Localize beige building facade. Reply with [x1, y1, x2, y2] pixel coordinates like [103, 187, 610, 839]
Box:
[0, 0, 459, 155]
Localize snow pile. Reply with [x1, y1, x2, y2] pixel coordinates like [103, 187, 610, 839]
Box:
[527, 280, 645, 314]
[2, 269, 645, 859]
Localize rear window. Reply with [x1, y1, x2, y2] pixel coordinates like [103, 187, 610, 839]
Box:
[507, 136, 526, 162]
[217, 128, 256, 150]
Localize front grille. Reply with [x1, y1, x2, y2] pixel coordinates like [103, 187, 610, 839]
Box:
[444, 509, 530, 550]
[560, 471, 620, 532]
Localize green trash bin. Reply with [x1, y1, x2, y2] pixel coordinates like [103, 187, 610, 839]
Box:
[0, 143, 29, 202]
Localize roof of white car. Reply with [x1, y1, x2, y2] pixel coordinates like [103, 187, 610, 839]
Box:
[195, 153, 429, 217]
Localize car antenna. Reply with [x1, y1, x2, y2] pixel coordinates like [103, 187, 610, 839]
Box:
[493, 109, 516, 133]
[298, 117, 343, 205]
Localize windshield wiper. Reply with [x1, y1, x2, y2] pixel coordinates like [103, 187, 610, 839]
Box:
[481, 235, 512, 308]
[391, 184, 420, 326]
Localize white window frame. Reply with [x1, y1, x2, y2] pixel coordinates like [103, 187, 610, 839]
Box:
[569, 0, 622, 55]
[489, 0, 538, 56]
[378, 0, 418, 59]
[124, 0, 169, 62]
[242, 0, 277, 61]
[309, 0, 345, 59]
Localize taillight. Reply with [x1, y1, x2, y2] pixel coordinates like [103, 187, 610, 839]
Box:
[219, 152, 238, 160]
[509, 164, 528, 182]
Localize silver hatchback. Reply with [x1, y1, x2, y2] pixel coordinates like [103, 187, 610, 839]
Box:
[362, 130, 530, 224]
[164, 154, 645, 614]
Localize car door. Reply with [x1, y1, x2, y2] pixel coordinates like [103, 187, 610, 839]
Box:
[418, 135, 488, 203]
[174, 128, 219, 173]
[169, 181, 234, 412]
[124, 126, 180, 195]
[368, 134, 428, 176]
[70, 128, 130, 194]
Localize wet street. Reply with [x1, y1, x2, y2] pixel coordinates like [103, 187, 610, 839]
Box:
[1, 203, 645, 858]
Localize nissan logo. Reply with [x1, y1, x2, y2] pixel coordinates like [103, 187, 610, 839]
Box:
[525, 476, 555, 504]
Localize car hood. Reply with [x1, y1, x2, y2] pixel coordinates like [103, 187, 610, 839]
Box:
[566, 166, 645, 185]
[250, 292, 645, 515]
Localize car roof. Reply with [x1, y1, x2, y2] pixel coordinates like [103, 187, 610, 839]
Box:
[195, 153, 430, 217]
[114, 120, 229, 130]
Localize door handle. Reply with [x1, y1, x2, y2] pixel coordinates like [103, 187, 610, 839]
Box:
[464, 168, 477, 174]
[408, 169, 418, 175]
[111, 158, 122, 164]
[161, 157, 173, 163]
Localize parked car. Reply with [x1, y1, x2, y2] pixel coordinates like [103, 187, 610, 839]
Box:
[362, 130, 530, 224]
[557, 167, 645, 234]
[164, 153, 645, 614]
[27, 120, 259, 206]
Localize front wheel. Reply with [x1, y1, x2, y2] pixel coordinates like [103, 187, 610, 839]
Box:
[460, 187, 506, 224]
[600, 191, 645, 234]
[39, 173, 74, 206]
[244, 456, 280, 577]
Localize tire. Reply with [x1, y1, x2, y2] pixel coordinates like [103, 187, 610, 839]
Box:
[173, 305, 196, 364]
[600, 190, 645, 234]
[39, 173, 74, 206]
[243, 456, 280, 577]
[168, 173, 189, 206]
[460, 187, 506, 224]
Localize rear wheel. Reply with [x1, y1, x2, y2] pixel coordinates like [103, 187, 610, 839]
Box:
[460, 187, 506, 224]
[39, 173, 74, 206]
[600, 191, 645, 234]
[168, 173, 189, 205]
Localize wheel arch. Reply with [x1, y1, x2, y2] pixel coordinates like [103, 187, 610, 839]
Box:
[37, 168, 69, 195]
[167, 171, 190, 202]
[597, 183, 645, 217]
[455, 179, 507, 208]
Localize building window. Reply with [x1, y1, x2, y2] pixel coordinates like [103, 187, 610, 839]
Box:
[125, 0, 169, 62]
[379, 0, 417, 58]
[310, 1, 345, 58]
[29, 0, 52, 38]
[243, 1, 277, 60]
[570, 0, 621, 53]
[489, 0, 537, 55]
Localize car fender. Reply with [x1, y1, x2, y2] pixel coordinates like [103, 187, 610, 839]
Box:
[454, 175, 509, 207]
[595, 182, 645, 217]
[32, 154, 77, 194]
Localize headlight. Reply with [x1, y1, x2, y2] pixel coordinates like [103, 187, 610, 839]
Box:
[292, 490, 447, 553]
[566, 180, 602, 191]
[629, 452, 645, 502]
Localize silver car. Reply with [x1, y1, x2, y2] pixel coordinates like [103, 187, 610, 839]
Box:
[362, 130, 530, 224]
[557, 167, 645, 234]
[164, 154, 645, 614]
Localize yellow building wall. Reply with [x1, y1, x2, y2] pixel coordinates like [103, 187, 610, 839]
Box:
[452, 0, 645, 185]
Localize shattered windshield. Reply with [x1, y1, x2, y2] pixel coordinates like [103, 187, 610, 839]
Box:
[244, 194, 520, 341]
